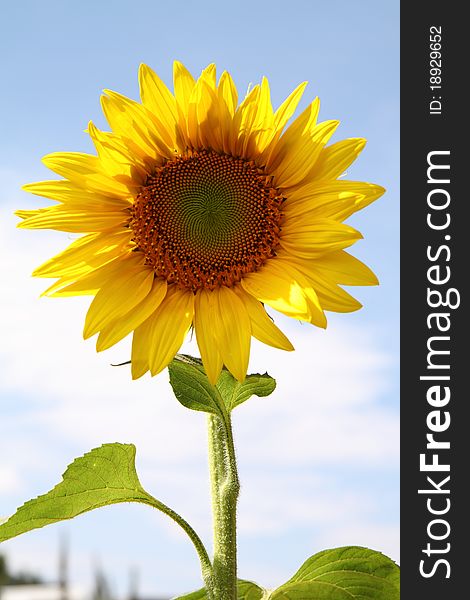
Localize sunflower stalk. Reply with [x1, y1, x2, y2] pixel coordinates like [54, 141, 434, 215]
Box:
[207, 413, 240, 599]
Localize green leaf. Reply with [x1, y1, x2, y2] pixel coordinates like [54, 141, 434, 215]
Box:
[237, 580, 267, 600]
[172, 589, 207, 600]
[168, 355, 225, 417]
[216, 371, 276, 411]
[270, 546, 399, 599]
[0, 443, 157, 542]
[173, 580, 266, 600]
[168, 355, 276, 415]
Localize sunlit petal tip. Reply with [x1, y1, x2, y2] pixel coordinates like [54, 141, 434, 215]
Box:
[40, 153, 54, 167]
[373, 184, 386, 199]
[31, 264, 50, 277]
[131, 362, 149, 380]
[283, 338, 295, 351]
[355, 138, 367, 152]
[199, 64, 217, 89]
[206, 369, 222, 386]
[173, 60, 191, 77]
[95, 338, 106, 353]
[86, 120, 103, 140]
[15, 214, 43, 228]
[14, 209, 30, 220]
[138, 62, 149, 74]
[316, 311, 328, 329]
[101, 89, 127, 104]
[138, 63, 154, 91]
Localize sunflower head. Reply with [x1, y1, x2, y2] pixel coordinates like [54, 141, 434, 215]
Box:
[18, 62, 384, 384]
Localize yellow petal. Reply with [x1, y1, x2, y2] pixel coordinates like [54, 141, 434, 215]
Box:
[43, 251, 137, 297]
[173, 60, 196, 145]
[242, 76, 274, 157]
[131, 316, 153, 379]
[194, 289, 223, 384]
[273, 260, 327, 327]
[186, 77, 221, 150]
[147, 286, 194, 376]
[233, 286, 294, 351]
[257, 81, 308, 163]
[312, 138, 367, 180]
[211, 286, 251, 382]
[42, 152, 99, 177]
[197, 80, 222, 150]
[217, 71, 240, 154]
[265, 99, 320, 172]
[22, 180, 131, 208]
[101, 91, 172, 161]
[218, 71, 238, 116]
[138, 63, 179, 148]
[32, 230, 131, 278]
[242, 259, 326, 327]
[289, 258, 362, 312]
[308, 250, 379, 286]
[96, 278, 168, 350]
[174, 60, 196, 109]
[199, 63, 216, 89]
[314, 283, 362, 313]
[42, 152, 135, 196]
[272, 82, 308, 133]
[234, 83, 268, 157]
[280, 218, 362, 258]
[87, 121, 148, 184]
[284, 181, 385, 222]
[16, 204, 128, 233]
[228, 84, 260, 156]
[272, 119, 339, 189]
[84, 262, 154, 339]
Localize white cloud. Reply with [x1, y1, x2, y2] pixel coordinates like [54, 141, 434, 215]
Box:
[0, 466, 22, 495]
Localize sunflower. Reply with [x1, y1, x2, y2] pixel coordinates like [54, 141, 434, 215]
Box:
[18, 62, 384, 384]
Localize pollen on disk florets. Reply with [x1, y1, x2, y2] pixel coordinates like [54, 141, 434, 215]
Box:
[130, 149, 285, 290]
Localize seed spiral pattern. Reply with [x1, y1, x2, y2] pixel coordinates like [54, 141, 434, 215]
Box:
[130, 150, 284, 290]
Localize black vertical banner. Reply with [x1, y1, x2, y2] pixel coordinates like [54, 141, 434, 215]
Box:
[401, 4, 465, 600]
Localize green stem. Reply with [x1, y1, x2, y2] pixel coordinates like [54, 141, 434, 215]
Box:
[141, 495, 213, 584]
[207, 413, 240, 599]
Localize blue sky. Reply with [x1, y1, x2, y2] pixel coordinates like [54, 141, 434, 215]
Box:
[0, 1, 399, 597]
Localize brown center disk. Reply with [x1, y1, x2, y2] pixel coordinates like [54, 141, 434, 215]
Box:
[130, 149, 284, 290]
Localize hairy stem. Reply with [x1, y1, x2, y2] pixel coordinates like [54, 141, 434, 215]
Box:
[207, 413, 240, 599]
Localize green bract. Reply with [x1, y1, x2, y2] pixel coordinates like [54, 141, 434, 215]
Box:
[168, 354, 276, 414]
